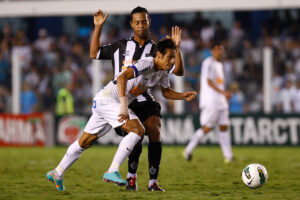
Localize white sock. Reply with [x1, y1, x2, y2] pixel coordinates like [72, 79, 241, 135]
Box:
[127, 172, 137, 178]
[218, 130, 233, 160]
[185, 129, 204, 155]
[108, 132, 141, 173]
[149, 179, 157, 187]
[55, 140, 85, 179]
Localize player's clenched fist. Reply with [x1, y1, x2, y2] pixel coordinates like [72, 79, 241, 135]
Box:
[94, 9, 108, 26]
[183, 91, 197, 102]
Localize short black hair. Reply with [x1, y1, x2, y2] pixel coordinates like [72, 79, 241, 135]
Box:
[156, 38, 176, 55]
[210, 40, 222, 49]
[130, 6, 149, 21]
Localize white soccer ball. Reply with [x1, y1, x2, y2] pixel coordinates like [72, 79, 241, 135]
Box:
[242, 163, 268, 189]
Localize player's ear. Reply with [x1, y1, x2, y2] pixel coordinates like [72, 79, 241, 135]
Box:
[156, 51, 162, 59]
[130, 20, 134, 29]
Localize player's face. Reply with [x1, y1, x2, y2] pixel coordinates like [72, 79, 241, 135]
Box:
[130, 12, 150, 39]
[211, 45, 224, 61]
[156, 48, 176, 71]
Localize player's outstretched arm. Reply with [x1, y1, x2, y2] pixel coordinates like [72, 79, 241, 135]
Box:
[90, 9, 108, 59]
[117, 68, 135, 122]
[160, 86, 197, 101]
[171, 26, 184, 76]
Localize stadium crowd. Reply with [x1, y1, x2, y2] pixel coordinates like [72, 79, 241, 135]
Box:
[0, 10, 300, 115]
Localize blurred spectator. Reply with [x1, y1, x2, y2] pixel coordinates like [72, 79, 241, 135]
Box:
[0, 49, 11, 86]
[52, 64, 72, 93]
[12, 29, 32, 70]
[41, 85, 56, 112]
[228, 20, 244, 57]
[180, 29, 195, 54]
[277, 79, 296, 113]
[21, 82, 37, 114]
[229, 81, 246, 114]
[213, 21, 227, 41]
[0, 85, 7, 113]
[271, 70, 284, 109]
[184, 54, 201, 89]
[34, 28, 53, 52]
[291, 79, 300, 113]
[200, 20, 214, 45]
[55, 81, 74, 117]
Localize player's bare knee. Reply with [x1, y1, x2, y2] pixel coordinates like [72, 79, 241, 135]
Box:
[147, 125, 161, 142]
[132, 125, 145, 136]
[78, 132, 98, 149]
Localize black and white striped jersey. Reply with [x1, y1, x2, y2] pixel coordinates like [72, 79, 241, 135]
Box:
[96, 37, 173, 102]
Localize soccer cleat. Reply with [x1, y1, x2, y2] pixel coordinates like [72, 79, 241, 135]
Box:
[126, 176, 138, 191]
[183, 151, 192, 161]
[148, 182, 165, 192]
[224, 157, 235, 164]
[46, 170, 65, 191]
[103, 171, 127, 186]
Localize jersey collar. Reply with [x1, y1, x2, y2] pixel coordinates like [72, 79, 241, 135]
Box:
[130, 37, 152, 47]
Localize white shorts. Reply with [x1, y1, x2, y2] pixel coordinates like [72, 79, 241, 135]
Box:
[200, 107, 230, 128]
[84, 98, 138, 137]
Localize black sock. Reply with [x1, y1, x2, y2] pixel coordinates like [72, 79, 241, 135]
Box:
[148, 142, 162, 180]
[128, 141, 142, 174]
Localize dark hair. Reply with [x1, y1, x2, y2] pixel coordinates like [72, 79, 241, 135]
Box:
[210, 40, 222, 49]
[156, 38, 176, 55]
[130, 6, 149, 21]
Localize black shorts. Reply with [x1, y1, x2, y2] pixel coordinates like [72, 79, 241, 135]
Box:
[129, 99, 162, 122]
[114, 99, 161, 137]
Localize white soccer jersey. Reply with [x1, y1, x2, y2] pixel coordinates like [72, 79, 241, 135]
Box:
[95, 57, 170, 104]
[199, 56, 228, 110]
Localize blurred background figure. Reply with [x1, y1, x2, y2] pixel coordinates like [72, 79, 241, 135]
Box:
[55, 81, 74, 117]
[0, 84, 7, 113]
[228, 81, 246, 114]
[21, 82, 37, 114]
[291, 79, 300, 113]
[277, 79, 296, 113]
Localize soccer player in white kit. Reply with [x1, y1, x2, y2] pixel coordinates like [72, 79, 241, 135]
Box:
[184, 41, 234, 163]
[46, 38, 197, 191]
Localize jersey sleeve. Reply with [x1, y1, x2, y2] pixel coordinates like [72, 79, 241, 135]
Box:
[96, 40, 121, 60]
[129, 57, 154, 78]
[206, 60, 216, 80]
[160, 72, 170, 88]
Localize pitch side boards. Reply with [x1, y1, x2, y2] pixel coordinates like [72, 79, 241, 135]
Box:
[0, 113, 46, 146]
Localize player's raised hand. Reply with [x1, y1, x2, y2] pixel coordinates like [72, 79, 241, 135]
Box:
[171, 26, 182, 48]
[93, 9, 108, 26]
[183, 91, 197, 102]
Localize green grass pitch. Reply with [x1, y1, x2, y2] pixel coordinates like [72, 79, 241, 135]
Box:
[0, 146, 299, 200]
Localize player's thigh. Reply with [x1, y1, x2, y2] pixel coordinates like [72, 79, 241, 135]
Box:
[121, 119, 145, 137]
[200, 107, 218, 128]
[84, 109, 112, 137]
[144, 115, 161, 142]
[97, 99, 138, 129]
